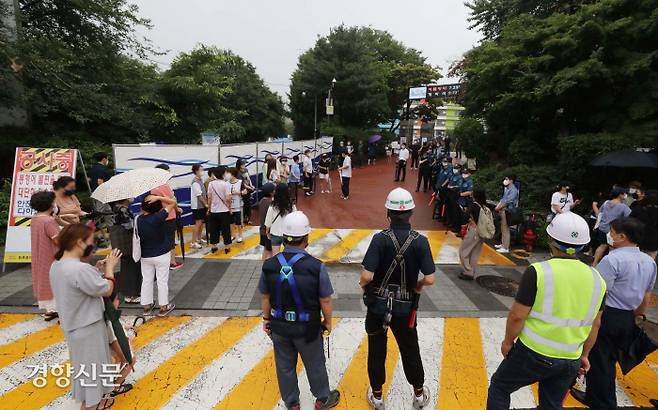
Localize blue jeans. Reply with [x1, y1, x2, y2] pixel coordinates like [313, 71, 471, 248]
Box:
[487, 341, 580, 410]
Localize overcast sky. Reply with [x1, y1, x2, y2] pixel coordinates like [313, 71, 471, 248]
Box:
[132, 0, 482, 100]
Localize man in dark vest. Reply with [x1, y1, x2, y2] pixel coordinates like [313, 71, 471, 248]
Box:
[360, 188, 436, 409]
[259, 211, 341, 410]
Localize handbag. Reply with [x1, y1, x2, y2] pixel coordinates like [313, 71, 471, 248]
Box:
[132, 215, 141, 262]
[505, 206, 523, 226]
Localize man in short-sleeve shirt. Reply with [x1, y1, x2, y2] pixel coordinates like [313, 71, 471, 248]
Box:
[359, 188, 435, 408]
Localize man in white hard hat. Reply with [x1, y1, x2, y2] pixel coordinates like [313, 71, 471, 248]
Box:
[487, 212, 607, 410]
[259, 211, 340, 410]
[359, 188, 436, 409]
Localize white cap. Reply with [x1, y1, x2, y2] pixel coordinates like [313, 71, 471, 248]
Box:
[385, 188, 415, 211]
[546, 212, 590, 246]
[281, 211, 312, 238]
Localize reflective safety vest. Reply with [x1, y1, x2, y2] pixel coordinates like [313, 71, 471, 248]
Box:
[519, 259, 606, 360]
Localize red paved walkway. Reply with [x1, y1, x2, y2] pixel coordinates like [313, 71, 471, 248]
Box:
[294, 160, 446, 230]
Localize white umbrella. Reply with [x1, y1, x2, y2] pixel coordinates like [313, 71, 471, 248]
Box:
[91, 167, 172, 203]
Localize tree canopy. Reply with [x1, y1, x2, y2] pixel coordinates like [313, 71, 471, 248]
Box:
[289, 25, 440, 139]
[0, 0, 285, 154]
[455, 0, 658, 162]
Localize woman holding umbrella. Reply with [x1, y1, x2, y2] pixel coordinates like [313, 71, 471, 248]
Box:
[110, 199, 142, 304]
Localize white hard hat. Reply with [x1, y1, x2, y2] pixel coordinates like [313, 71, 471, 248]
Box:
[281, 211, 312, 238]
[385, 188, 415, 211]
[546, 212, 590, 246]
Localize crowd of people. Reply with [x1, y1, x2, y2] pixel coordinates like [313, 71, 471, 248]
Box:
[23, 143, 657, 410]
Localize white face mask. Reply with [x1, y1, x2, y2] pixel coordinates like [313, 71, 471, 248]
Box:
[52, 205, 59, 215]
[606, 231, 615, 246]
[629, 188, 637, 194]
[452, 169, 459, 174]
[462, 173, 469, 179]
[503, 179, 510, 186]
[223, 174, 231, 181]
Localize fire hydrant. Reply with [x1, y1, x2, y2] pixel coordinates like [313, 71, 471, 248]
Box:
[522, 228, 538, 252]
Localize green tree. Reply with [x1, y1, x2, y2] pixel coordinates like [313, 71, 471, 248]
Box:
[159, 46, 285, 143]
[456, 0, 658, 162]
[289, 25, 439, 138]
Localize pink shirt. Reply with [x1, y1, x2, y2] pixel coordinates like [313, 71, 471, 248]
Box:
[30, 215, 60, 301]
[151, 184, 177, 220]
[208, 180, 231, 213]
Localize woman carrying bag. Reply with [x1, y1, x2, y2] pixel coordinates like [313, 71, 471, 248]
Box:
[110, 199, 142, 304]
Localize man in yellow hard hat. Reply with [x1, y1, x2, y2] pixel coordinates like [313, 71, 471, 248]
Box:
[487, 212, 607, 410]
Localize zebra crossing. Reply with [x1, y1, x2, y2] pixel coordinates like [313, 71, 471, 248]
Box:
[0, 314, 656, 409]
[96, 227, 515, 266]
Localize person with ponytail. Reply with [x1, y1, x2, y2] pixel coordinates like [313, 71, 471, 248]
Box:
[49, 224, 131, 410]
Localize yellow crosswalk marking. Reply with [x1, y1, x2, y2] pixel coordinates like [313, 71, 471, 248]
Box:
[214, 349, 301, 409]
[618, 351, 658, 407]
[0, 313, 34, 330]
[0, 324, 63, 368]
[479, 244, 516, 266]
[437, 318, 488, 409]
[335, 331, 400, 409]
[308, 228, 333, 244]
[120, 317, 259, 409]
[425, 231, 447, 261]
[0, 316, 191, 409]
[321, 229, 372, 263]
[203, 232, 262, 259]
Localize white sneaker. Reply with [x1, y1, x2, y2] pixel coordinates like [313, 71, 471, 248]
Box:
[190, 242, 202, 249]
[237, 235, 243, 243]
[412, 386, 430, 409]
[496, 247, 510, 254]
[494, 244, 503, 249]
[367, 387, 385, 410]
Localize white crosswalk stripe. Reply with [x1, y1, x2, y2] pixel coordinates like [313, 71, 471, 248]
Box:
[0, 317, 55, 346]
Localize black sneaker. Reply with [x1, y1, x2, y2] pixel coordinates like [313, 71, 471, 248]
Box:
[569, 387, 588, 406]
[315, 390, 340, 409]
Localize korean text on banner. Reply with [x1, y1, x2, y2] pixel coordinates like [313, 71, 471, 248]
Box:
[4, 148, 77, 263]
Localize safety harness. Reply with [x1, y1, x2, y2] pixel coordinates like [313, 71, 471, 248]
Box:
[271, 253, 310, 322]
[367, 229, 419, 331]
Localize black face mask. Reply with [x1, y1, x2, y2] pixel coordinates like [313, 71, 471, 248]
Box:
[82, 244, 95, 258]
[64, 189, 76, 196]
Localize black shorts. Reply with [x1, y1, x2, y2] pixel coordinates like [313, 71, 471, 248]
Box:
[164, 219, 176, 249]
[231, 212, 242, 225]
[260, 233, 272, 251]
[192, 207, 207, 221]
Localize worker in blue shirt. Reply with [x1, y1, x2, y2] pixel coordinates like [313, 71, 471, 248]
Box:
[434, 158, 452, 221]
[570, 217, 657, 409]
[458, 168, 474, 207]
[259, 211, 341, 410]
[445, 162, 464, 231]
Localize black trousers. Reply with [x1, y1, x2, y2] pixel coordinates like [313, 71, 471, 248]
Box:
[118, 256, 142, 297]
[208, 211, 232, 246]
[586, 307, 635, 410]
[416, 167, 431, 192]
[288, 182, 298, 202]
[395, 160, 407, 181]
[304, 173, 314, 193]
[445, 189, 462, 229]
[410, 154, 419, 169]
[366, 311, 424, 391]
[341, 177, 350, 198]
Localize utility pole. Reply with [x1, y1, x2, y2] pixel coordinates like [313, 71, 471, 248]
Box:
[0, 0, 27, 127]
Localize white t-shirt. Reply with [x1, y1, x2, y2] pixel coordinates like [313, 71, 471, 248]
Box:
[264, 204, 297, 237]
[399, 148, 410, 161]
[551, 192, 574, 214]
[208, 179, 231, 213]
[190, 179, 204, 210]
[230, 180, 243, 211]
[340, 156, 352, 178]
[302, 155, 313, 174]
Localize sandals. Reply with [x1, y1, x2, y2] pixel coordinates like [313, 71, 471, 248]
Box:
[110, 382, 133, 397]
[93, 397, 115, 410]
[43, 312, 58, 322]
[158, 303, 175, 317]
[142, 304, 153, 316]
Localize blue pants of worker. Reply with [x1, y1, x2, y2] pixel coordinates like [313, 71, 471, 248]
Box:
[272, 331, 330, 408]
[487, 341, 580, 410]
